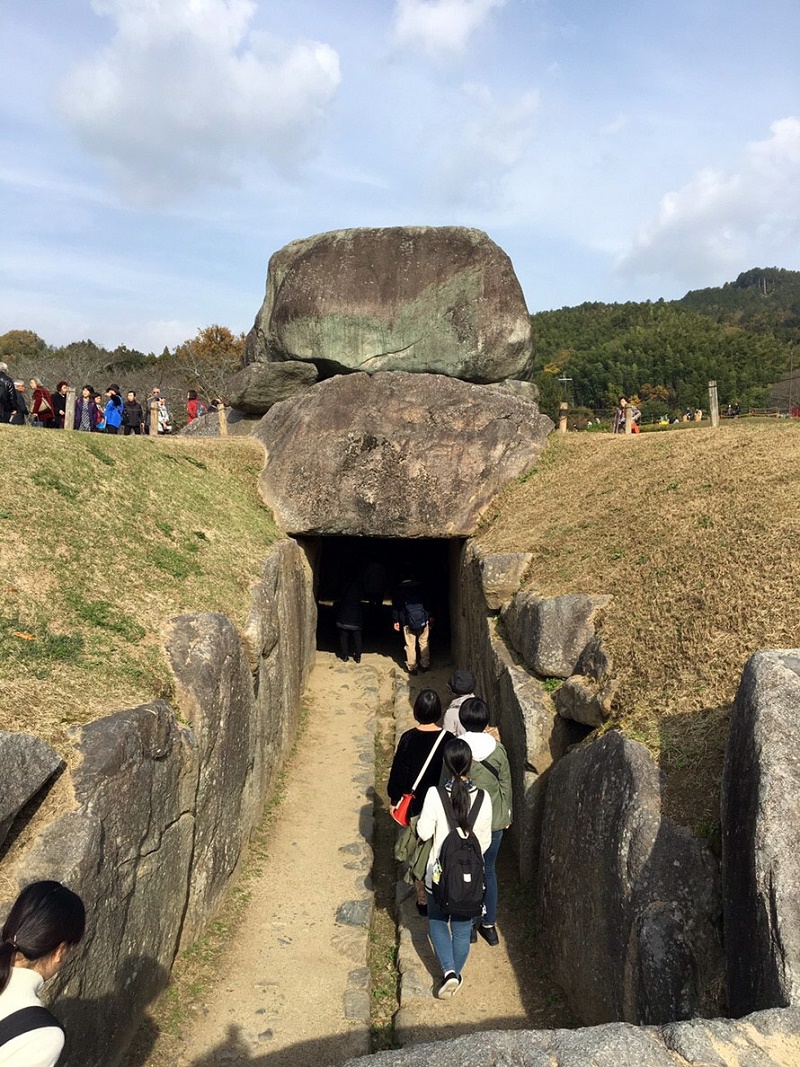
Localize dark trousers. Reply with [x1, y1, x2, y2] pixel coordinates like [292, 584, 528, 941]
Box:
[338, 626, 362, 660]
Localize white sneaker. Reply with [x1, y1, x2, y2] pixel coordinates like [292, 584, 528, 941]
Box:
[437, 972, 462, 999]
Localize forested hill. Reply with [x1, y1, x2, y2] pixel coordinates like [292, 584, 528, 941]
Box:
[531, 267, 800, 419]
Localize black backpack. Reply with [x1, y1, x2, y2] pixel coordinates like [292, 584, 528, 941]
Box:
[432, 787, 485, 917]
[404, 600, 428, 633]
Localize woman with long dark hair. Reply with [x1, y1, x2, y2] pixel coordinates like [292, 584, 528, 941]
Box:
[416, 737, 491, 999]
[0, 881, 86, 1066]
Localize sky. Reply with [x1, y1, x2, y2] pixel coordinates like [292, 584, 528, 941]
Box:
[2, 0, 799, 354]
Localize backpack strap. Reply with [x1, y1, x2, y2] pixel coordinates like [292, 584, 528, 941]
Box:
[0, 1006, 63, 1048]
[437, 786, 484, 835]
[480, 758, 501, 781]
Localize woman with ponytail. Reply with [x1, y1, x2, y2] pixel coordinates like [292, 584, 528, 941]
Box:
[0, 881, 86, 1066]
[416, 737, 491, 999]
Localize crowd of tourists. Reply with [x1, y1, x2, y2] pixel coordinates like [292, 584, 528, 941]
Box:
[0, 363, 216, 433]
[388, 668, 513, 1000]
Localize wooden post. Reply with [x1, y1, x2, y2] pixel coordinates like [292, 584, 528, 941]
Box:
[624, 405, 633, 435]
[217, 404, 229, 437]
[149, 400, 159, 436]
[64, 387, 77, 430]
[709, 380, 719, 428]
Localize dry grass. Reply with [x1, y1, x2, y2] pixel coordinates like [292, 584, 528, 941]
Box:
[476, 422, 800, 829]
[0, 426, 281, 754]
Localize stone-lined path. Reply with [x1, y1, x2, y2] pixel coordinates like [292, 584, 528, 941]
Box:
[131, 650, 571, 1067]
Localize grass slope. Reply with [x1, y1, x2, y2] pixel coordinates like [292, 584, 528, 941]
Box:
[0, 427, 281, 752]
[476, 422, 800, 831]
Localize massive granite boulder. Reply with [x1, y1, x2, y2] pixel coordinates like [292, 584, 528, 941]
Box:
[227, 360, 318, 415]
[246, 227, 535, 382]
[537, 731, 722, 1026]
[722, 649, 800, 1016]
[254, 371, 552, 537]
[0, 731, 62, 848]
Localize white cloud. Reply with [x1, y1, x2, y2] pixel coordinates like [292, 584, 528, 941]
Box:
[391, 0, 506, 58]
[58, 0, 341, 205]
[618, 117, 800, 282]
[432, 83, 539, 210]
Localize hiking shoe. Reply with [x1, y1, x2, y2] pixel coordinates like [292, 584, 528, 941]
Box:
[478, 924, 500, 946]
[353, 654, 361, 663]
[437, 973, 460, 999]
[469, 925, 477, 943]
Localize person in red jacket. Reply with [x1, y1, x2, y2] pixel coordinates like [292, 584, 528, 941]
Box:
[186, 390, 208, 422]
[29, 379, 56, 427]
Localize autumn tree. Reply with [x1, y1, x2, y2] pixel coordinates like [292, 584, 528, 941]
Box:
[173, 325, 245, 401]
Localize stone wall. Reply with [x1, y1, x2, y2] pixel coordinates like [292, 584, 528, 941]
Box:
[722, 649, 800, 1016]
[343, 1006, 800, 1067]
[451, 540, 587, 886]
[453, 539, 800, 1035]
[1, 538, 316, 1067]
[451, 540, 723, 1026]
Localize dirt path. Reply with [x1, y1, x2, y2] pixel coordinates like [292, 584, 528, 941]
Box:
[133, 650, 572, 1067]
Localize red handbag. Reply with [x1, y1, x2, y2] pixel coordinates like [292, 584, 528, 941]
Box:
[391, 793, 414, 827]
[390, 728, 447, 828]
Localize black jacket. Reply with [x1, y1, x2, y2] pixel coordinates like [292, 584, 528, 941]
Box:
[0, 372, 17, 422]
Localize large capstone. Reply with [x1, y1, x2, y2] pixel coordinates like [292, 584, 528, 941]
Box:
[246, 227, 535, 382]
[254, 371, 552, 537]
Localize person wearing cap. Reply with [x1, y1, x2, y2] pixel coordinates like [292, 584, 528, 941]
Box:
[441, 669, 477, 736]
[103, 385, 124, 434]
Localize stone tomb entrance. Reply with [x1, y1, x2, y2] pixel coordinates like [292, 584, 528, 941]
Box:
[305, 535, 460, 663]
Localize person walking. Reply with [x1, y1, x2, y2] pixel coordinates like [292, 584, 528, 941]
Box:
[103, 385, 124, 435]
[0, 880, 86, 1067]
[0, 364, 18, 424]
[29, 380, 55, 428]
[122, 391, 144, 435]
[392, 576, 432, 675]
[73, 386, 100, 431]
[416, 737, 491, 999]
[52, 382, 69, 429]
[334, 582, 364, 663]
[387, 690, 453, 914]
[458, 697, 512, 946]
[441, 669, 477, 736]
[9, 382, 28, 425]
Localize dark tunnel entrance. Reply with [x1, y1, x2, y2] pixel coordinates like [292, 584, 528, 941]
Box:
[307, 536, 458, 667]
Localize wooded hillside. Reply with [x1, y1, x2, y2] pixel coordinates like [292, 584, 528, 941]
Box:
[532, 267, 799, 420]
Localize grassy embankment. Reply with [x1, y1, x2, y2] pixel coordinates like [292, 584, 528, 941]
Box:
[476, 421, 800, 832]
[0, 426, 281, 754]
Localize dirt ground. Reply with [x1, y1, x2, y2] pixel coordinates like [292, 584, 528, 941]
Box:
[128, 650, 572, 1067]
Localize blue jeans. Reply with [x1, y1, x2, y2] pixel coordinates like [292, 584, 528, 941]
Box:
[427, 892, 472, 977]
[481, 829, 503, 926]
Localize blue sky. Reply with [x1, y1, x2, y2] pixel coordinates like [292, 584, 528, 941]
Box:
[2, 0, 799, 353]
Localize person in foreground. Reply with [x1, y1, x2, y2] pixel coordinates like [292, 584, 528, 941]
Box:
[0, 881, 86, 1067]
[416, 738, 491, 999]
[388, 689, 453, 914]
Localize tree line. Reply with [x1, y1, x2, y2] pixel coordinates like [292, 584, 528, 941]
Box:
[0, 325, 245, 421]
[531, 267, 799, 423]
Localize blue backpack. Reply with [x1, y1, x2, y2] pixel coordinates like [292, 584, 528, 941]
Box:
[404, 600, 428, 633]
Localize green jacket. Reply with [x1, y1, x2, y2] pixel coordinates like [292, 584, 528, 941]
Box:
[442, 733, 512, 832]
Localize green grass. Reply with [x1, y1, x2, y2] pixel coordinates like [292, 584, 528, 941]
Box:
[0, 426, 281, 751]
